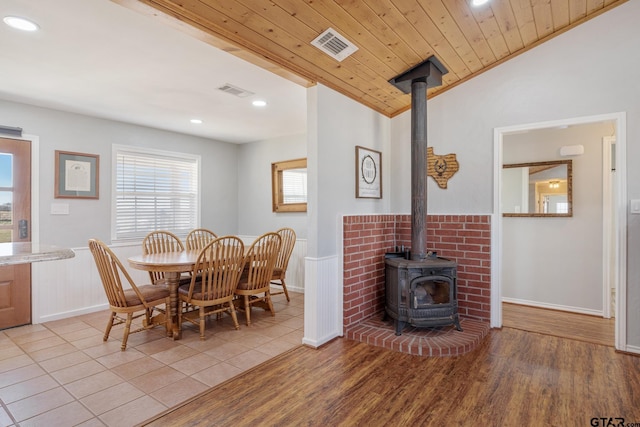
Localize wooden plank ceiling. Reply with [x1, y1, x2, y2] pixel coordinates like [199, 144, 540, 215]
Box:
[114, 0, 627, 117]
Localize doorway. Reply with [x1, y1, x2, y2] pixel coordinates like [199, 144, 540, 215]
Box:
[0, 136, 32, 329]
[492, 112, 627, 351]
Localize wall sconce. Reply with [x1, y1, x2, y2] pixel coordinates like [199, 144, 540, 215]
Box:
[549, 180, 560, 189]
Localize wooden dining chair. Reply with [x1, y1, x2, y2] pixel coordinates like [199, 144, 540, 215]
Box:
[183, 228, 219, 284]
[88, 239, 170, 351]
[235, 232, 281, 326]
[178, 236, 245, 339]
[142, 230, 185, 285]
[270, 227, 296, 302]
[185, 228, 218, 251]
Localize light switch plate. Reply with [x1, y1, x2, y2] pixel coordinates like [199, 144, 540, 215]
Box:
[631, 200, 640, 214]
[51, 203, 69, 215]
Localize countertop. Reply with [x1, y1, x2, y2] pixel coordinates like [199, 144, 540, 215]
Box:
[0, 242, 76, 266]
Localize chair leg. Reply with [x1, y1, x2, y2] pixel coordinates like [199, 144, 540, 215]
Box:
[228, 302, 240, 330]
[265, 291, 275, 317]
[199, 306, 205, 340]
[244, 295, 251, 326]
[143, 308, 153, 328]
[281, 279, 290, 302]
[104, 312, 116, 341]
[121, 313, 133, 351]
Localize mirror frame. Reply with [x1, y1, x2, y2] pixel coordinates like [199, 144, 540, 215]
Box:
[271, 158, 307, 213]
[502, 159, 572, 218]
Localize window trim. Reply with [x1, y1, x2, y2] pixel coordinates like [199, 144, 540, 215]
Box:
[271, 158, 307, 213]
[111, 144, 201, 242]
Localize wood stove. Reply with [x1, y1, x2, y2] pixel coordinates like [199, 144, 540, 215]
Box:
[384, 56, 462, 336]
[385, 255, 461, 335]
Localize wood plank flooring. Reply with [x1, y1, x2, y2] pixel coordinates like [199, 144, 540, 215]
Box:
[502, 302, 615, 347]
[143, 305, 638, 427]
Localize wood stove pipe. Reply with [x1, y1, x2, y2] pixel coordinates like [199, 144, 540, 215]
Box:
[389, 57, 448, 261]
[410, 79, 427, 260]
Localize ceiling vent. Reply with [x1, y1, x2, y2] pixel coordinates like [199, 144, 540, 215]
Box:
[311, 27, 358, 62]
[217, 83, 254, 98]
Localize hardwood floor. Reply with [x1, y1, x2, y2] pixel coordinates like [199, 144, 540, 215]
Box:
[502, 302, 615, 347]
[144, 306, 638, 427]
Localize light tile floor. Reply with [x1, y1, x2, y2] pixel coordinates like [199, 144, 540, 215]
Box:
[0, 291, 304, 427]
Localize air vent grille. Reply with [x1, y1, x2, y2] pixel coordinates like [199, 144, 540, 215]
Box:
[311, 28, 358, 62]
[217, 83, 254, 98]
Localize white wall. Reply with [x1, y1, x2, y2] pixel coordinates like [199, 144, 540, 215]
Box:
[390, 89, 493, 214]
[237, 133, 307, 239]
[312, 85, 391, 258]
[236, 133, 308, 295]
[502, 123, 611, 313]
[303, 84, 391, 347]
[389, 1, 640, 348]
[0, 100, 239, 247]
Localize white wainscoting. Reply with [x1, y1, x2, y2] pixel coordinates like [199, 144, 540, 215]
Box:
[31, 239, 307, 324]
[32, 243, 149, 324]
[302, 255, 340, 348]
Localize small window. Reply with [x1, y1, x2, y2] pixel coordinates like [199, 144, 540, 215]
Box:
[112, 145, 200, 240]
[272, 158, 307, 212]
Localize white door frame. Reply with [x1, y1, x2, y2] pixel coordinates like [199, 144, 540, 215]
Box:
[602, 136, 616, 319]
[492, 112, 627, 352]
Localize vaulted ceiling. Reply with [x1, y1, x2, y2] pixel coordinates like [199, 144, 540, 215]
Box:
[115, 0, 627, 117]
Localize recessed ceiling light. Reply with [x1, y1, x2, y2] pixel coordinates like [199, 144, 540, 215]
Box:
[190, 119, 202, 124]
[252, 100, 267, 107]
[3, 16, 39, 32]
[471, 0, 490, 6]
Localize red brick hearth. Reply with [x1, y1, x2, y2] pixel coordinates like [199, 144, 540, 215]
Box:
[343, 214, 491, 357]
[345, 316, 490, 357]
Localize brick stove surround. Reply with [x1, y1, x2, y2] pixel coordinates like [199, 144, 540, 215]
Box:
[343, 214, 491, 356]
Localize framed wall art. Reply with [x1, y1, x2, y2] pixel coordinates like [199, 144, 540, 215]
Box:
[55, 150, 99, 199]
[355, 145, 382, 199]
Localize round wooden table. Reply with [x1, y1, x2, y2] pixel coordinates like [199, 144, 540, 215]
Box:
[128, 250, 199, 339]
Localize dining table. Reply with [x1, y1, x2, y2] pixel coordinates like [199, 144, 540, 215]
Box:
[127, 245, 253, 339]
[128, 250, 200, 340]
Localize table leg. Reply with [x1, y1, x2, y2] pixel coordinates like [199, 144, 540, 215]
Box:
[165, 271, 181, 340]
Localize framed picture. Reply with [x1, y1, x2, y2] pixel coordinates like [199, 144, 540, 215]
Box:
[55, 150, 99, 199]
[355, 146, 382, 199]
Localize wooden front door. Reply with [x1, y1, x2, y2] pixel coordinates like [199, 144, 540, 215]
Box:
[0, 137, 32, 329]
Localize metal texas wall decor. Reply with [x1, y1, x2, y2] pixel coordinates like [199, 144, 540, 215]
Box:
[427, 147, 458, 189]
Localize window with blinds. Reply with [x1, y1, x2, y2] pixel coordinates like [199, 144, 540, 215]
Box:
[112, 145, 200, 240]
[282, 168, 307, 203]
[271, 158, 306, 212]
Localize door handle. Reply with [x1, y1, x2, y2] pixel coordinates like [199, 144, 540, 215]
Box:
[18, 219, 28, 239]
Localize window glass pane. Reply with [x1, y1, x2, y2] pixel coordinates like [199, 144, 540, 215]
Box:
[0, 190, 11, 243]
[0, 154, 12, 187]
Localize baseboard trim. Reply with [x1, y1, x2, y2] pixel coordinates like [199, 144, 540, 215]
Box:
[619, 344, 640, 355]
[502, 298, 602, 317]
[35, 303, 109, 324]
[302, 331, 341, 348]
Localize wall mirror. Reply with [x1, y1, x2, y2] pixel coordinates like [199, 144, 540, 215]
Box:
[272, 158, 307, 212]
[502, 160, 572, 217]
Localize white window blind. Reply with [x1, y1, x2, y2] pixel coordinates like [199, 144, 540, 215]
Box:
[113, 146, 199, 240]
[282, 168, 307, 203]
